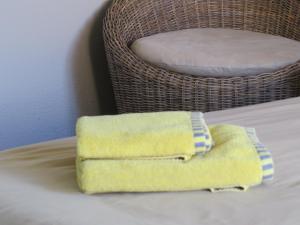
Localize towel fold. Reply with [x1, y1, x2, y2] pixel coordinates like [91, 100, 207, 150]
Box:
[76, 111, 212, 161]
[76, 124, 274, 194]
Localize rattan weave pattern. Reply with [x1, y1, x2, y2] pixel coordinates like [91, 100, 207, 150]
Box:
[103, 0, 300, 113]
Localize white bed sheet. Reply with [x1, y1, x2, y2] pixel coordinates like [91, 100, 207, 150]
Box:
[0, 97, 300, 225]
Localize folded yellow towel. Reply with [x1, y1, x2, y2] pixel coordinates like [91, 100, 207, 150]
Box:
[77, 124, 274, 194]
[77, 111, 212, 161]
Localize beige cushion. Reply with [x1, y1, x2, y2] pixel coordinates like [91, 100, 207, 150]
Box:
[131, 28, 300, 77]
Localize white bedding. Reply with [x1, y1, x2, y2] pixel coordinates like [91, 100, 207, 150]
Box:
[0, 97, 300, 225]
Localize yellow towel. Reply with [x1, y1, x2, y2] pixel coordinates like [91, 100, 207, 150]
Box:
[77, 124, 274, 194]
[77, 111, 212, 161]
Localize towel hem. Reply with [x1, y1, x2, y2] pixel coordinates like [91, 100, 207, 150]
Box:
[245, 128, 274, 182]
[191, 112, 212, 155]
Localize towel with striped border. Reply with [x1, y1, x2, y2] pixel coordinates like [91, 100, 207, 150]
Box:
[77, 124, 274, 194]
[76, 111, 213, 161]
[246, 127, 274, 182]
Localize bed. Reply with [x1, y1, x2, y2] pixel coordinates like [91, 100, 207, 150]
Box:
[0, 97, 299, 225]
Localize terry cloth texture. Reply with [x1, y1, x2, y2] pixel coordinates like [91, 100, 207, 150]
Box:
[76, 124, 273, 194]
[77, 111, 213, 161]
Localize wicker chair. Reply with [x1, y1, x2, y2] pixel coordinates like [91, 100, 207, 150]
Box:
[103, 0, 300, 113]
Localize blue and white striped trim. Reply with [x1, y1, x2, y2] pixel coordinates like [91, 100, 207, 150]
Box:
[191, 112, 213, 155]
[246, 128, 274, 182]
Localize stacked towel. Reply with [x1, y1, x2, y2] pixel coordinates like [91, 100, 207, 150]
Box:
[77, 111, 213, 161]
[76, 112, 274, 194]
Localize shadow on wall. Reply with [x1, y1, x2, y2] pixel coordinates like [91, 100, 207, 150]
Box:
[89, 2, 117, 115]
[71, 1, 117, 117]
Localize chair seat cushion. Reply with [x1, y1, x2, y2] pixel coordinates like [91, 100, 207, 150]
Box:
[131, 28, 300, 77]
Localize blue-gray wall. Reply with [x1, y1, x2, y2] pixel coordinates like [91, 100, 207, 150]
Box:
[0, 0, 115, 150]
